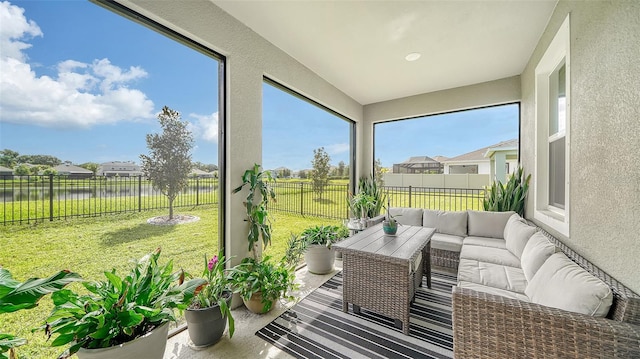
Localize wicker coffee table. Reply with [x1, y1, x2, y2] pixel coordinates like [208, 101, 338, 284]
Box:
[334, 224, 435, 335]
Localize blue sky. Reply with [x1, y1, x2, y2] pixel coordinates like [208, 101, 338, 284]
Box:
[375, 104, 519, 168]
[0, 1, 518, 172]
[0, 1, 219, 165]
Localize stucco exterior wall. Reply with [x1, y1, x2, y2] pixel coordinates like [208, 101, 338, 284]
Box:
[520, 1, 640, 292]
[115, 1, 363, 272]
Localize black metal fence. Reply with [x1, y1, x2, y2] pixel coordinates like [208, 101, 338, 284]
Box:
[269, 181, 351, 220]
[268, 182, 485, 220]
[1, 175, 218, 224]
[1, 176, 484, 225]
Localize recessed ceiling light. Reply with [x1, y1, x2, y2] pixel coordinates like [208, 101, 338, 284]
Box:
[405, 52, 421, 61]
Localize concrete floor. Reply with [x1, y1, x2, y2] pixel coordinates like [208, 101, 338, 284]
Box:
[164, 260, 343, 359]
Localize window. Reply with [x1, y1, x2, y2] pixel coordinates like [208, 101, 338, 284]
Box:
[262, 78, 355, 258]
[535, 15, 570, 236]
[374, 104, 519, 179]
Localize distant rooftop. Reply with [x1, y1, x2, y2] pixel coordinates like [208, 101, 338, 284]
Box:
[445, 139, 518, 163]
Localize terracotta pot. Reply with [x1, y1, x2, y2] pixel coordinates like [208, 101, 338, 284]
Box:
[185, 293, 232, 347]
[77, 322, 169, 359]
[243, 291, 273, 314]
[304, 244, 336, 274]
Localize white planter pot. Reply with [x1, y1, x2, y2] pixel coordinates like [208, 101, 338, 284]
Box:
[77, 322, 169, 359]
[304, 244, 336, 274]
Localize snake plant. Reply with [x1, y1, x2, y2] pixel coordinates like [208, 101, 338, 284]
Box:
[483, 166, 531, 216]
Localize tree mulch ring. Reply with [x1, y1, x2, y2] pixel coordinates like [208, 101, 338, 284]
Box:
[146, 214, 200, 225]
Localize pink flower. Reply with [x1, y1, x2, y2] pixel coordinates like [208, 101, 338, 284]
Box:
[208, 256, 218, 271]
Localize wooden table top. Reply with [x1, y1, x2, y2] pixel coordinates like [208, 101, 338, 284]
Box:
[334, 224, 435, 264]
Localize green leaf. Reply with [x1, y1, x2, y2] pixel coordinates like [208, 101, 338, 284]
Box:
[0, 333, 27, 352]
[0, 268, 20, 298]
[103, 271, 122, 293]
[0, 270, 82, 314]
[50, 332, 76, 347]
[118, 310, 144, 327]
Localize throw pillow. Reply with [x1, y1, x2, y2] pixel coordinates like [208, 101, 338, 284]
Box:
[389, 207, 423, 226]
[467, 210, 515, 239]
[525, 253, 613, 317]
[436, 211, 467, 237]
[422, 209, 440, 228]
[504, 219, 536, 259]
[520, 232, 557, 281]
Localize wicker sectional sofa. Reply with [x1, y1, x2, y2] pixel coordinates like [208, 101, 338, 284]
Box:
[388, 207, 640, 358]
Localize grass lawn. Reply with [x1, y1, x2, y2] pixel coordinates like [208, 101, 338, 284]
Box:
[0, 205, 340, 359]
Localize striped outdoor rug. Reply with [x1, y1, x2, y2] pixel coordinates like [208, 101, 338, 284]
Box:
[256, 270, 456, 359]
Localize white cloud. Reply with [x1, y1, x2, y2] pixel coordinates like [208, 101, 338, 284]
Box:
[0, 1, 42, 61]
[0, 1, 155, 128]
[188, 112, 218, 143]
[325, 143, 349, 155]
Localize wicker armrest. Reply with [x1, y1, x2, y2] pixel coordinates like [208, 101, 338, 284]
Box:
[452, 286, 640, 359]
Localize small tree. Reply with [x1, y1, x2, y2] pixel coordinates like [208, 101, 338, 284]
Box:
[42, 167, 58, 176]
[310, 147, 331, 200]
[13, 164, 30, 176]
[79, 162, 99, 176]
[0, 149, 19, 168]
[374, 158, 384, 187]
[140, 106, 194, 219]
[337, 161, 346, 177]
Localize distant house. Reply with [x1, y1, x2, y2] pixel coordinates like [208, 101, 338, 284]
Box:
[190, 168, 214, 178]
[443, 139, 518, 182]
[392, 156, 443, 174]
[53, 163, 94, 179]
[97, 161, 144, 177]
[0, 165, 13, 179]
[484, 140, 519, 183]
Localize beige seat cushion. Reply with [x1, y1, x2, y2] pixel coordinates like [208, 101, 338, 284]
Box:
[525, 253, 613, 317]
[389, 207, 423, 226]
[458, 259, 528, 293]
[504, 217, 536, 259]
[464, 236, 507, 249]
[467, 210, 515, 239]
[460, 245, 521, 268]
[457, 280, 529, 302]
[431, 233, 464, 252]
[436, 211, 467, 237]
[520, 232, 557, 281]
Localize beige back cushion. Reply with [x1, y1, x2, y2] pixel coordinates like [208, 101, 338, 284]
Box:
[422, 209, 440, 228]
[525, 253, 613, 317]
[467, 210, 515, 239]
[503, 213, 524, 239]
[389, 207, 423, 226]
[504, 217, 536, 259]
[436, 211, 467, 237]
[520, 232, 557, 281]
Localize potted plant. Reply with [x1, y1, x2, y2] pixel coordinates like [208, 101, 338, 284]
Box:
[0, 268, 81, 359]
[290, 225, 349, 274]
[230, 164, 297, 314]
[231, 164, 276, 259]
[347, 175, 385, 228]
[42, 248, 205, 359]
[483, 166, 531, 216]
[228, 256, 296, 314]
[382, 197, 399, 235]
[184, 250, 234, 347]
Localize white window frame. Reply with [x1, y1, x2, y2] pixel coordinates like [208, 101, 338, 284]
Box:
[534, 15, 571, 237]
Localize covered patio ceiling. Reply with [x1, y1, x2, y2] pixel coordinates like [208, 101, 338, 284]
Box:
[212, 0, 558, 105]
